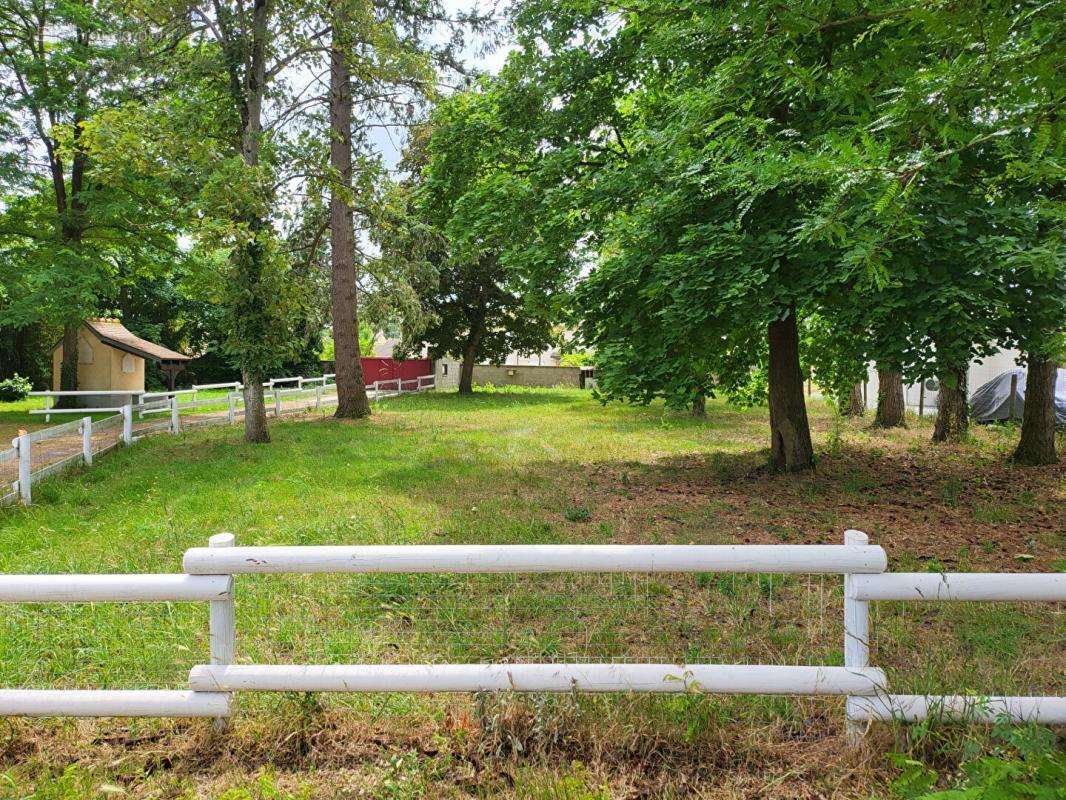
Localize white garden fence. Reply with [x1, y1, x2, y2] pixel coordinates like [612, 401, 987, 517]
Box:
[0, 532, 1062, 743]
[5, 373, 436, 506]
[5, 410, 132, 506]
[28, 390, 143, 422]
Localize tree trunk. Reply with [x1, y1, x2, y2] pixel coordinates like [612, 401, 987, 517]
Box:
[691, 391, 707, 418]
[458, 343, 477, 395]
[329, 10, 370, 419]
[932, 365, 968, 443]
[233, 0, 272, 443]
[767, 307, 815, 472]
[847, 382, 864, 417]
[874, 367, 906, 428]
[54, 323, 81, 408]
[242, 369, 270, 443]
[59, 323, 79, 391]
[1012, 357, 1058, 465]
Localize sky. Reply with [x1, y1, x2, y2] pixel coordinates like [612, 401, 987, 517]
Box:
[366, 0, 514, 171]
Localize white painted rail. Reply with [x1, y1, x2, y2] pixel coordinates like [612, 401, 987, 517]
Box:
[0, 574, 230, 603]
[849, 695, 1066, 724]
[182, 544, 888, 575]
[189, 664, 887, 695]
[851, 573, 1066, 602]
[193, 381, 243, 391]
[0, 690, 229, 718]
[29, 406, 124, 415]
[0, 530, 1060, 737]
[4, 372, 433, 508]
[0, 561, 233, 717]
[842, 529, 1065, 739]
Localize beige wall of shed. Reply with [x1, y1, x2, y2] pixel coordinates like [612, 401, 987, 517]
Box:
[51, 328, 145, 391]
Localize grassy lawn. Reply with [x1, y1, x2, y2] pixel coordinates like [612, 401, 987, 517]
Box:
[0, 388, 1061, 798]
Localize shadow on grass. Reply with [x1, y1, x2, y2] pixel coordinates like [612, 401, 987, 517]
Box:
[1, 389, 1061, 574]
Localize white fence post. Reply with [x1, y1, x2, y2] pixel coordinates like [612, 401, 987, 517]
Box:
[208, 532, 236, 731]
[315, 384, 322, 411]
[44, 395, 52, 423]
[16, 432, 31, 506]
[82, 417, 93, 467]
[273, 389, 281, 417]
[227, 392, 237, 424]
[121, 404, 133, 445]
[170, 397, 181, 435]
[844, 529, 871, 747]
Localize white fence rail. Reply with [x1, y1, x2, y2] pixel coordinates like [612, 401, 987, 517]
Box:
[28, 390, 143, 422]
[189, 663, 886, 695]
[6, 409, 132, 506]
[0, 557, 233, 718]
[181, 543, 887, 575]
[1, 532, 1061, 743]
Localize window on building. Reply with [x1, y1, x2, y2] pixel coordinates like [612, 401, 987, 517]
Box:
[121, 354, 136, 373]
[78, 339, 94, 364]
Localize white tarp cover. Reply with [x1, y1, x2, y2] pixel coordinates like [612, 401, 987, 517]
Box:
[970, 368, 1066, 425]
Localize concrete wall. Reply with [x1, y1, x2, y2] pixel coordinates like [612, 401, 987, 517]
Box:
[473, 364, 583, 388]
[434, 359, 584, 389]
[435, 358, 460, 389]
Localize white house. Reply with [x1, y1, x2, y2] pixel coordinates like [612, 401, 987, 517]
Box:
[864, 347, 1022, 415]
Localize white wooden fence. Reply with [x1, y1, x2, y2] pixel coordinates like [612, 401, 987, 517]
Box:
[0, 532, 1062, 742]
[28, 390, 143, 422]
[6, 373, 436, 506]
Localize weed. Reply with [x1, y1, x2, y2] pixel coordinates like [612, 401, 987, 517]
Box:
[564, 505, 592, 523]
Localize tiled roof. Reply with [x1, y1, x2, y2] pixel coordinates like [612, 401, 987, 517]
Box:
[84, 318, 190, 362]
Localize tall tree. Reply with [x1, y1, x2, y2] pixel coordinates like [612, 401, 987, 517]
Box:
[322, 0, 465, 416]
[505, 0, 941, 471]
[0, 0, 181, 397]
[328, 0, 372, 418]
[395, 82, 571, 394]
[874, 368, 905, 429]
[113, 0, 335, 442]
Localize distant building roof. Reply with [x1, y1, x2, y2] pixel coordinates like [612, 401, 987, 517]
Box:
[82, 318, 191, 362]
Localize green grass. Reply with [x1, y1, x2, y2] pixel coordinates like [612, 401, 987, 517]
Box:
[0, 388, 1061, 798]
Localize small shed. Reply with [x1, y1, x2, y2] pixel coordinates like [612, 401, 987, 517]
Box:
[51, 318, 191, 400]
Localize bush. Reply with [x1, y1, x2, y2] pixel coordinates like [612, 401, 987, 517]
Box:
[560, 351, 593, 367]
[891, 724, 1065, 799]
[0, 373, 32, 402]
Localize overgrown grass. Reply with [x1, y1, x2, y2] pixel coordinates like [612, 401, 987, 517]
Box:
[0, 388, 1061, 798]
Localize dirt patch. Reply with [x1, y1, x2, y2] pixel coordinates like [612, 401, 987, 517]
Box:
[552, 429, 1064, 572]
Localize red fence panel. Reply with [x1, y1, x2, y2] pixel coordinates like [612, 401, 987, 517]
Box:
[360, 358, 433, 384]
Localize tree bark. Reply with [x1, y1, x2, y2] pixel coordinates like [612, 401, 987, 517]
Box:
[59, 323, 79, 393]
[457, 321, 486, 395]
[767, 307, 815, 472]
[329, 8, 371, 419]
[932, 364, 968, 443]
[1012, 357, 1058, 465]
[242, 369, 270, 443]
[874, 367, 906, 428]
[458, 340, 478, 395]
[234, 0, 271, 443]
[691, 391, 707, 418]
[847, 382, 864, 417]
